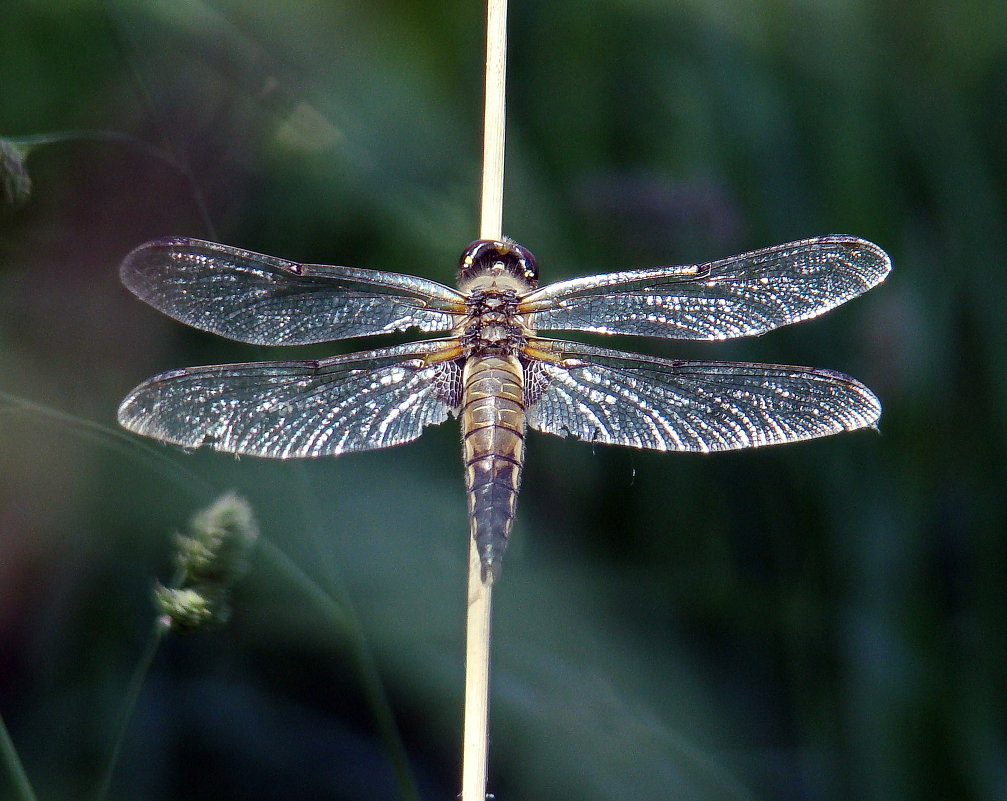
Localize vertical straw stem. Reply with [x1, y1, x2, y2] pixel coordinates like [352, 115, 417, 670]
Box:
[479, 0, 507, 242]
[462, 539, 493, 801]
[462, 1, 507, 799]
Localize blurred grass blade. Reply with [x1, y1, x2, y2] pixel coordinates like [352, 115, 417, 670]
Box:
[0, 138, 31, 208]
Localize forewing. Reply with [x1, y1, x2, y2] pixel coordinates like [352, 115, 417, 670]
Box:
[522, 235, 890, 340]
[118, 341, 463, 458]
[525, 340, 881, 452]
[121, 237, 465, 345]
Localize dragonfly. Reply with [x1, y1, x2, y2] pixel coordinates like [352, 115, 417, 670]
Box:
[118, 235, 891, 578]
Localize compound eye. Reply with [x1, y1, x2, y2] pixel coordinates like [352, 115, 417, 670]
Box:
[507, 242, 538, 283]
[457, 239, 499, 269]
[456, 238, 539, 288]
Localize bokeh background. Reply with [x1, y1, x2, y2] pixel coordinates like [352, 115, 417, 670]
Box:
[1, 1, 1004, 799]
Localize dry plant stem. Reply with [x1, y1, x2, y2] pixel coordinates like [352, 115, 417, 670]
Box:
[463, 0, 507, 798]
[462, 540, 494, 801]
[479, 0, 507, 242]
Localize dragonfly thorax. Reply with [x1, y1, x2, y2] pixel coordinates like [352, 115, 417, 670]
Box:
[460, 288, 529, 356]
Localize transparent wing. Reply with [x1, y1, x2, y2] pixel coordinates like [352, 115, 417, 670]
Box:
[521, 235, 891, 340]
[121, 237, 465, 345]
[118, 341, 463, 458]
[525, 340, 881, 453]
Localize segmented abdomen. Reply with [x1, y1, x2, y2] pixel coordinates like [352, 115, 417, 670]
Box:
[460, 355, 526, 579]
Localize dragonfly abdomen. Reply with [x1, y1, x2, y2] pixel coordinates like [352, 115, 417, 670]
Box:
[461, 355, 526, 579]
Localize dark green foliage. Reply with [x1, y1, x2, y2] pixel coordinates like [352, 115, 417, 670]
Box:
[0, 2, 1003, 800]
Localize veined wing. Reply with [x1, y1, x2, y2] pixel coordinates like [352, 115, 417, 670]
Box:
[118, 341, 463, 458]
[525, 339, 880, 453]
[521, 236, 890, 340]
[121, 238, 466, 345]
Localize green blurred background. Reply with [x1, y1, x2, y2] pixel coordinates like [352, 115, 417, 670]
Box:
[1, 0, 1004, 799]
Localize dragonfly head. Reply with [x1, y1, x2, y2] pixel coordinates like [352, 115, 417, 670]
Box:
[457, 238, 539, 292]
